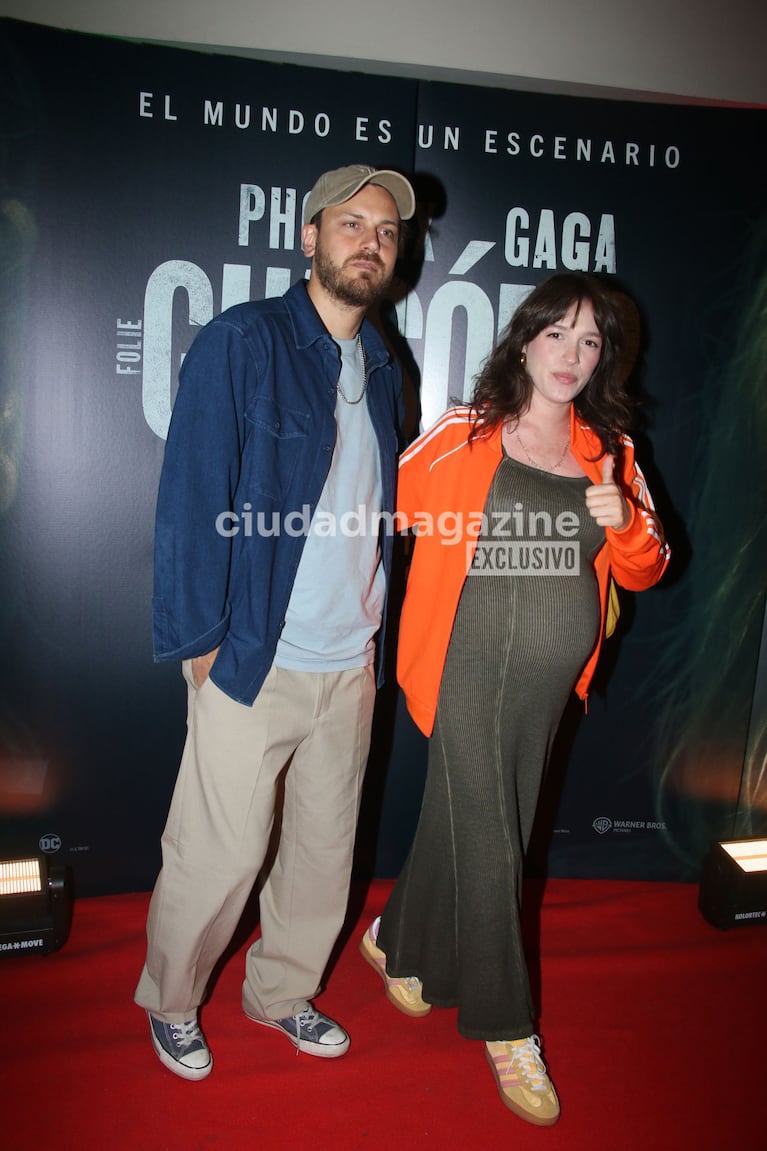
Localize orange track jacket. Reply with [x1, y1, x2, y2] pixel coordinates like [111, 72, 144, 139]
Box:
[395, 405, 670, 737]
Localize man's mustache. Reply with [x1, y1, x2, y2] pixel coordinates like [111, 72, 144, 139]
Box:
[344, 252, 385, 270]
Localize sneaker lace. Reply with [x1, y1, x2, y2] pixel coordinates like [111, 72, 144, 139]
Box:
[293, 1007, 321, 1054]
[507, 1035, 548, 1091]
[170, 1020, 204, 1052]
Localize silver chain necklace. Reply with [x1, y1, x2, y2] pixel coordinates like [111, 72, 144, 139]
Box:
[336, 336, 368, 405]
[515, 426, 570, 472]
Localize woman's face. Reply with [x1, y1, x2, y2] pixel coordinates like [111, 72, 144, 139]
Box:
[523, 299, 603, 410]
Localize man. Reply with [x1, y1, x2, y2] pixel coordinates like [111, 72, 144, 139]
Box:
[135, 164, 416, 1080]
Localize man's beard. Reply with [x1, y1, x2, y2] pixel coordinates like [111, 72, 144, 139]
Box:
[313, 236, 392, 307]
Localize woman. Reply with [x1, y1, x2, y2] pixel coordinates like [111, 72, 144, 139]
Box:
[360, 273, 670, 1126]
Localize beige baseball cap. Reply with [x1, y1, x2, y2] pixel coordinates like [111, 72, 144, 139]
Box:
[303, 164, 415, 225]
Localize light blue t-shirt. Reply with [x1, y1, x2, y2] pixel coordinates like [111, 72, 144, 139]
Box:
[274, 335, 385, 671]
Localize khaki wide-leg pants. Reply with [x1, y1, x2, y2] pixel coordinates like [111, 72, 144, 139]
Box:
[134, 661, 375, 1024]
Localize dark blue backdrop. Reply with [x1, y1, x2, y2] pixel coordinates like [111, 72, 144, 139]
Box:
[1, 18, 765, 894]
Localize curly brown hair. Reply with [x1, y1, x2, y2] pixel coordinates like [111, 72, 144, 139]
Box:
[469, 273, 634, 457]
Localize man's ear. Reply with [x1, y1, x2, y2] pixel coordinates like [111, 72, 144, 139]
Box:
[301, 222, 317, 258]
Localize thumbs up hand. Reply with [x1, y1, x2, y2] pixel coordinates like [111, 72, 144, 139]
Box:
[585, 455, 630, 530]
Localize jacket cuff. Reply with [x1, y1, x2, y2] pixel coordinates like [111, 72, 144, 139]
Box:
[152, 604, 230, 662]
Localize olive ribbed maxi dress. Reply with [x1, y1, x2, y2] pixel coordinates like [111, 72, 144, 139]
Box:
[378, 455, 605, 1041]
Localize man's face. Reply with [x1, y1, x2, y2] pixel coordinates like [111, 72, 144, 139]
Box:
[303, 183, 400, 307]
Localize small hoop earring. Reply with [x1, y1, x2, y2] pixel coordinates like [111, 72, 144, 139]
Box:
[520, 351, 527, 367]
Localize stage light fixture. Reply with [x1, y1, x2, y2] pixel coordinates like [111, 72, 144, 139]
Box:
[0, 855, 73, 956]
[698, 838, 767, 929]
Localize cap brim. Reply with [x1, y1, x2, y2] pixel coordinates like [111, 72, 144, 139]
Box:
[303, 168, 416, 224]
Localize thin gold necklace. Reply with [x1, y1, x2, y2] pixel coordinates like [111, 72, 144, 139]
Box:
[515, 426, 570, 472]
[336, 336, 368, 405]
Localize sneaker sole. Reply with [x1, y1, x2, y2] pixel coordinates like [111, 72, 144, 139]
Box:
[149, 1023, 213, 1082]
[359, 929, 432, 1018]
[242, 1003, 350, 1059]
[484, 1045, 560, 1127]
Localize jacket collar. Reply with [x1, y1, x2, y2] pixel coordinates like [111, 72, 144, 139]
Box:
[284, 280, 390, 370]
[570, 406, 607, 483]
[474, 405, 605, 484]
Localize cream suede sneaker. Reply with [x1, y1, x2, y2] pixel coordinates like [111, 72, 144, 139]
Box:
[485, 1035, 560, 1125]
[359, 916, 431, 1018]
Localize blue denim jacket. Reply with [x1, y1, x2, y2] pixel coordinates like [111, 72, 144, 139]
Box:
[152, 280, 404, 705]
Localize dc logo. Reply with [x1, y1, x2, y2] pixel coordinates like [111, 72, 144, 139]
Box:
[39, 833, 62, 853]
[592, 817, 612, 835]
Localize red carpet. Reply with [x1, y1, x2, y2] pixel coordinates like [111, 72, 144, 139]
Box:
[2, 878, 765, 1150]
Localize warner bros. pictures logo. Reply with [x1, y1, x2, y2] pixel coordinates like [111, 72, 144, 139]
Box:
[592, 817, 613, 835]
